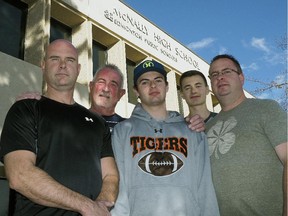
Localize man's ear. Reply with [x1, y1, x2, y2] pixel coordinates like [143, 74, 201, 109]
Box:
[89, 81, 94, 92]
[41, 61, 45, 73]
[239, 73, 245, 86]
[166, 82, 169, 93]
[132, 86, 139, 98]
[117, 89, 126, 101]
[179, 88, 185, 99]
[77, 63, 81, 76]
[120, 89, 126, 97]
[206, 86, 210, 96]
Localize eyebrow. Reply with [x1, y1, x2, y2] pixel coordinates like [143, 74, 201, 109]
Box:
[111, 80, 120, 86]
[183, 84, 191, 88]
[48, 56, 76, 61]
[96, 78, 120, 86]
[183, 81, 202, 88]
[66, 57, 76, 61]
[139, 76, 164, 82]
[211, 67, 233, 73]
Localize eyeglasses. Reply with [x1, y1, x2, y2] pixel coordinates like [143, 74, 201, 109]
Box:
[208, 69, 240, 80]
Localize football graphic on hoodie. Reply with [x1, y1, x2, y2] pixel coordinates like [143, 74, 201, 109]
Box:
[138, 152, 184, 176]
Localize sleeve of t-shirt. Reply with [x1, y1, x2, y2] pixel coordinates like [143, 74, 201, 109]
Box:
[100, 121, 114, 158]
[262, 100, 287, 148]
[0, 100, 38, 162]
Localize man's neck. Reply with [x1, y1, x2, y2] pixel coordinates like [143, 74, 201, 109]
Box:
[44, 90, 75, 105]
[141, 103, 168, 121]
[188, 104, 211, 121]
[221, 93, 247, 111]
[89, 105, 115, 116]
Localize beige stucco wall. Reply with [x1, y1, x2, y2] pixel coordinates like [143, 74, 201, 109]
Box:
[0, 52, 43, 132]
[0, 52, 42, 176]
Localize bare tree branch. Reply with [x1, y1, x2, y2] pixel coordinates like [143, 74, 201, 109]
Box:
[247, 34, 287, 111]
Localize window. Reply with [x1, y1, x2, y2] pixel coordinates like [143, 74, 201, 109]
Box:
[50, 18, 72, 42]
[92, 41, 107, 77]
[177, 84, 185, 115]
[124, 44, 146, 105]
[126, 59, 137, 105]
[0, 0, 27, 59]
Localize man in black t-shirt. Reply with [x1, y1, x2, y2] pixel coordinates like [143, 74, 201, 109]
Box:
[0, 39, 118, 216]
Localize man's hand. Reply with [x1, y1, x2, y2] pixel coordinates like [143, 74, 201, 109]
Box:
[97, 200, 115, 212]
[186, 114, 205, 132]
[82, 200, 114, 216]
[15, 91, 41, 101]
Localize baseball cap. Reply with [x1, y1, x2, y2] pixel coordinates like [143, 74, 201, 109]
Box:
[134, 60, 167, 85]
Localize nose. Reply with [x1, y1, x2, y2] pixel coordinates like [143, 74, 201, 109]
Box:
[190, 87, 197, 93]
[150, 80, 156, 88]
[59, 59, 66, 69]
[216, 73, 225, 80]
[103, 83, 110, 92]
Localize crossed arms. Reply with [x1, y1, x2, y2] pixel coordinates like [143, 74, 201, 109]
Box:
[4, 150, 118, 216]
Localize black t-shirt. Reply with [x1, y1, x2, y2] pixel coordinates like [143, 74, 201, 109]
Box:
[204, 112, 218, 123]
[0, 97, 113, 215]
[102, 113, 126, 132]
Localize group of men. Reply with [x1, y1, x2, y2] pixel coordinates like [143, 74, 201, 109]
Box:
[0, 39, 286, 216]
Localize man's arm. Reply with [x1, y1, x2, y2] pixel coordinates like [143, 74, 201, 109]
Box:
[96, 157, 119, 203]
[275, 142, 287, 216]
[4, 150, 113, 216]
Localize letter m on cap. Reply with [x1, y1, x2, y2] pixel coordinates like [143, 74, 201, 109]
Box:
[143, 61, 154, 69]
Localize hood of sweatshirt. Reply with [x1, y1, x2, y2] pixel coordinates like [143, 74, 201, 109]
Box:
[130, 103, 184, 124]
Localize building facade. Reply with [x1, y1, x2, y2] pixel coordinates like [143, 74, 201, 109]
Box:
[0, 0, 253, 214]
[0, 0, 220, 128]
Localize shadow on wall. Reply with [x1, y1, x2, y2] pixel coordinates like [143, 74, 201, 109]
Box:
[0, 52, 42, 132]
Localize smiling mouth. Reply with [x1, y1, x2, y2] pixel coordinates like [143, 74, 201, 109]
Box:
[99, 94, 110, 99]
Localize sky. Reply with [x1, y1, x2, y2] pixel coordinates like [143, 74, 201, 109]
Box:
[122, 0, 287, 108]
